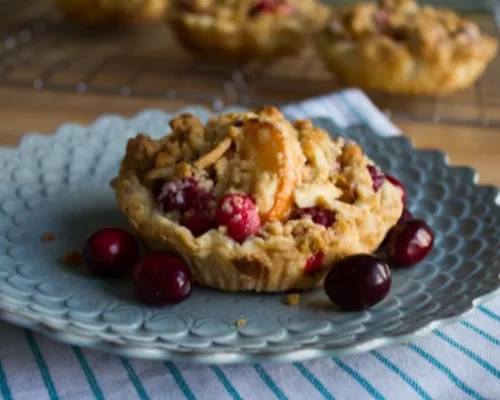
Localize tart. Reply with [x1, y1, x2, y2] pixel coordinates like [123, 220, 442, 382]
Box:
[112, 107, 404, 292]
[55, 0, 169, 27]
[316, 0, 498, 95]
[167, 0, 327, 63]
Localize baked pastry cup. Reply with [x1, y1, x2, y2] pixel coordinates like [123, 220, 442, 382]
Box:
[167, 0, 327, 63]
[316, 0, 498, 95]
[55, 0, 169, 27]
[112, 107, 404, 292]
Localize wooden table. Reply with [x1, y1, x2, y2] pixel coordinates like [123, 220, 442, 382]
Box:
[1, 86, 499, 186]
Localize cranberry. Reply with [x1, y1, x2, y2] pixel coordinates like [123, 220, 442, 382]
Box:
[399, 207, 414, 223]
[367, 164, 385, 191]
[181, 209, 215, 237]
[152, 180, 165, 199]
[305, 252, 324, 275]
[133, 252, 192, 305]
[292, 208, 336, 227]
[374, 9, 390, 26]
[249, 0, 276, 17]
[385, 174, 406, 204]
[157, 178, 214, 214]
[385, 219, 434, 267]
[324, 254, 391, 311]
[215, 194, 261, 243]
[83, 228, 140, 278]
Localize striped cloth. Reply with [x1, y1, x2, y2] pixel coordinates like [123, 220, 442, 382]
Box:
[1, 89, 499, 400]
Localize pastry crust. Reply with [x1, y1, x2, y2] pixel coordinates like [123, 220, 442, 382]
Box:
[112, 107, 403, 292]
[167, 0, 327, 63]
[316, 0, 498, 95]
[55, 0, 169, 26]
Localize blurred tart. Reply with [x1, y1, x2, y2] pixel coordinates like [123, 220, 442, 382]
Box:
[316, 0, 498, 94]
[167, 0, 327, 62]
[55, 0, 169, 27]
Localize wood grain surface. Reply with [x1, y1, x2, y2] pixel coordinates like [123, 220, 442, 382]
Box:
[0, 87, 499, 186]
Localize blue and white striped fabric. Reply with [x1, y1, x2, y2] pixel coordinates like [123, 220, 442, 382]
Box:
[0, 89, 499, 400]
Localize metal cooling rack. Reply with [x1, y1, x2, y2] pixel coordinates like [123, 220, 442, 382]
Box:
[1, 0, 500, 126]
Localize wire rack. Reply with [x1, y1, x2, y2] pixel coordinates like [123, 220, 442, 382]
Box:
[1, 0, 500, 126]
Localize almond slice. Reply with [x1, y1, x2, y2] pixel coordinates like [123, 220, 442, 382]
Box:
[194, 137, 232, 169]
[145, 166, 173, 181]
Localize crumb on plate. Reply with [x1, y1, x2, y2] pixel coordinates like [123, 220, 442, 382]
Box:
[61, 250, 83, 266]
[284, 293, 300, 306]
[41, 232, 55, 242]
[235, 319, 246, 328]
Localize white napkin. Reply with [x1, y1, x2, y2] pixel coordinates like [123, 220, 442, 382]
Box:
[0, 89, 498, 400]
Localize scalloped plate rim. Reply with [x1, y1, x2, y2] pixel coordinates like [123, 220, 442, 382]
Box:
[0, 106, 499, 364]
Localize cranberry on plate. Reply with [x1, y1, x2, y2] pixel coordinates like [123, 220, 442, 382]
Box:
[133, 252, 192, 305]
[324, 254, 391, 311]
[215, 194, 261, 243]
[83, 228, 140, 278]
[398, 207, 414, 223]
[385, 219, 434, 267]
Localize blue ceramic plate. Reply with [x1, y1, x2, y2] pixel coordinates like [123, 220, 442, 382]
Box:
[0, 108, 499, 364]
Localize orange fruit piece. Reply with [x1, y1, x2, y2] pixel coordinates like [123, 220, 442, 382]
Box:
[240, 119, 302, 222]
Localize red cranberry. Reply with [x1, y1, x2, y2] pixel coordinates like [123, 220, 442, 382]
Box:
[324, 254, 391, 311]
[305, 252, 324, 275]
[385, 219, 434, 267]
[276, 2, 295, 15]
[181, 209, 215, 237]
[399, 208, 414, 223]
[83, 228, 140, 278]
[367, 165, 385, 192]
[292, 208, 336, 227]
[133, 252, 192, 305]
[249, 0, 276, 17]
[215, 194, 261, 243]
[374, 9, 390, 25]
[385, 174, 406, 204]
[157, 178, 214, 213]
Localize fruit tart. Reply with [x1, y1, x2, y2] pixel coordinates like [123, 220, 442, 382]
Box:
[167, 0, 327, 63]
[112, 107, 404, 292]
[55, 0, 169, 27]
[316, 0, 498, 95]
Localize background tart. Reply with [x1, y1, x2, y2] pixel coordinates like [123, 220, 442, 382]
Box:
[112, 107, 404, 292]
[316, 0, 498, 95]
[55, 0, 169, 27]
[167, 0, 327, 63]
